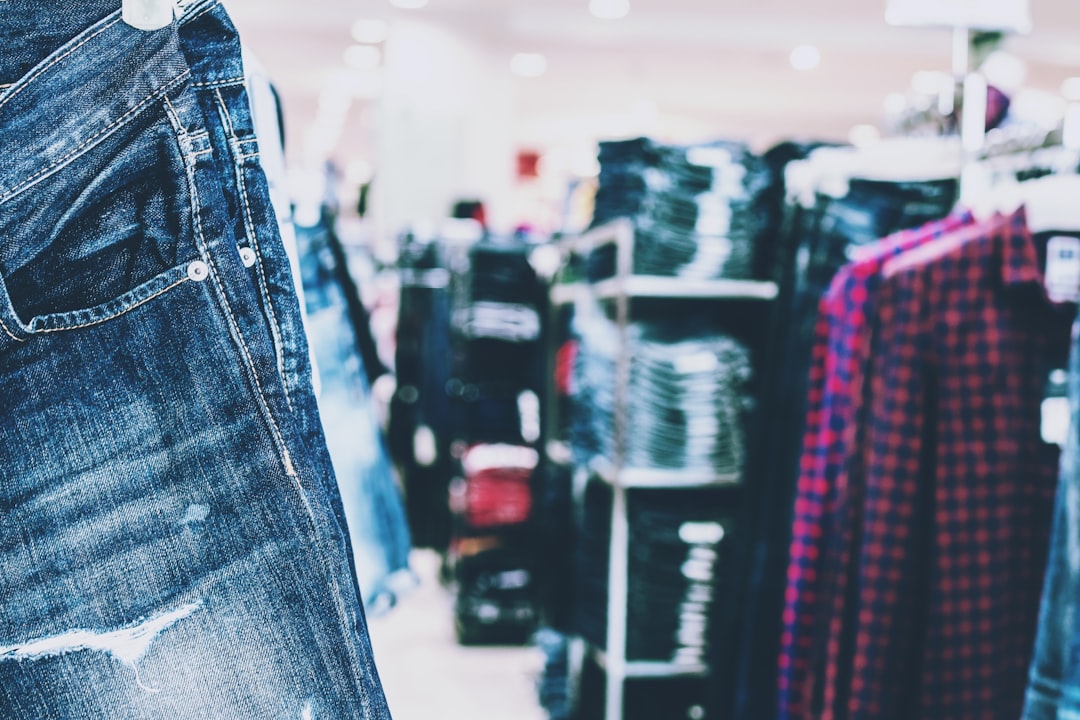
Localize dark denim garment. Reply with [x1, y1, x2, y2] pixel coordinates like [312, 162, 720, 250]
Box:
[296, 216, 414, 613]
[723, 176, 958, 720]
[589, 137, 775, 281]
[1024, 322, 1080, 720]
[0, 5, 391, 718]
[572, 479, 738, 664]
[390, 238, 456, 549]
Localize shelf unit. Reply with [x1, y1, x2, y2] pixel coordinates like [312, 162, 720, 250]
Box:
[544, 219, 776, 720]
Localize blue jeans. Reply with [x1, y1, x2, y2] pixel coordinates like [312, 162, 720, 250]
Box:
[175, 1, 357, 561]
[0, 7, 390, 719]
[1024, 323, 1080, 720]
[296, 218, 414, 612]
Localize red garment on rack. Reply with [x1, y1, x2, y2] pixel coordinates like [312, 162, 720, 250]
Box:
[460, 444, 537, 528]
[779, 211, 974, 719]
[782, 208, 1069, 720]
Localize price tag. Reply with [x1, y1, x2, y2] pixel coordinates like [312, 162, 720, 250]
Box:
[1043, 368, 1071, 447]
[1046, 236, 1080, 304]
[886, 0, 1031, 32]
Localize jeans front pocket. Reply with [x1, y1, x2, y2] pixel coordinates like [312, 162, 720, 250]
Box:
[0, 15, 200, 344]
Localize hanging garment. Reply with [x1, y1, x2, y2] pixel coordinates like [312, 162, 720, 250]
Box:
[0, 3, 391, 718]
[728, 174, 958, 720]
[392, 238, 455, 549]
[295, 215, 415, 613]
[1023, 322, 1080, 720]
[782, 208, 1072, 720]
[778, 210, 976, 718]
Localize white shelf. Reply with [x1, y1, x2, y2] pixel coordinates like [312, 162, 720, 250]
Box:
[591, 457, 740, 489]
[397, 268, 450, 289]
[593, 276, 779, 301]
[588, 645, 710, 679]
[550, 283, 586, 306]
[559, 218, 633, 255]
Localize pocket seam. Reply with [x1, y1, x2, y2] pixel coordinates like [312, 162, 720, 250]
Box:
[28, 264, 193, 335]
[0, 71, 190, 205]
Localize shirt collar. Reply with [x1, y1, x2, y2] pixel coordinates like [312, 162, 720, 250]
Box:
[999, 204, 1044, 289]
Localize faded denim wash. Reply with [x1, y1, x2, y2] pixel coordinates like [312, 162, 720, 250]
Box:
[0, 4, 392, 718]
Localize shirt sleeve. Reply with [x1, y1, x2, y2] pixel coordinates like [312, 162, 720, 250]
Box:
[778, 277, 850, 718]
[843, 257, 933, 719]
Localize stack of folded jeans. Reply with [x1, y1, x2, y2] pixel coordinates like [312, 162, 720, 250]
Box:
[626, 329, 753, 474]
[589, 137, 775, 280]
[573, 481, 737, 665]
[0, 3, 391, 717]
[448, 238, 544, 446]
[569, 306, 753, 476]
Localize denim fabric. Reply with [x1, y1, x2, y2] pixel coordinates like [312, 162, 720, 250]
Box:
[178, 0, 378, 659]
[572, 480, 737, 664]
[0, 7, 390, 719]
[568, 304, 753, 475]
[174, 2, 352, 540]
[392, 238, 455, 549]
[1024, 322, 1080, 720]
[296, 217, 414, 613]
[589, 137, 775, 281]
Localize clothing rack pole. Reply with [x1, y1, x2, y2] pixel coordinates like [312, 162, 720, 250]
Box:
[954, 27, 988, 204]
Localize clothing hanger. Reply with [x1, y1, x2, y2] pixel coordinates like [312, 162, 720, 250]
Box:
[1017, 174, 1080, 233]
[122, 0, 174, 31]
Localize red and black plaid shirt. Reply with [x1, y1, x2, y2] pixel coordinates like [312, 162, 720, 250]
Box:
[785, 208, 1070, 719]
[779, 212, 974, 719]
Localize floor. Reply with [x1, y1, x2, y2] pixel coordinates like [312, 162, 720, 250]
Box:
[367, 550, 548, 720]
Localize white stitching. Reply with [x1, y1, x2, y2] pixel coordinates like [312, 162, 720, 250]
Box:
[190, 78, 245, 88]
[213, 88, 237, 136]
[214, 87, 293, 412]
[0, 18, 122, 113]
[0, 72, 190, 203]
[180, 2, 216, 24]
[36, 277, 189, 334]
[235, 168, 294, 414]
[0, 315, 25, 343]
[164, 91, 297, 478]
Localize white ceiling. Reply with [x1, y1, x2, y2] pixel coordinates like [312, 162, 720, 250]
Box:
[224, 0, 1080, 154]
[220, 0, 1080, 237]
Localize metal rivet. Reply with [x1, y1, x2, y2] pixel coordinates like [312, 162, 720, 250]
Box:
[239, 247, 257, 268]
[187, 260, 209, 282]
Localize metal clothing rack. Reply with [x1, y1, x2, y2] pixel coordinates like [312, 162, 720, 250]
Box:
[545, 219, 778, 720]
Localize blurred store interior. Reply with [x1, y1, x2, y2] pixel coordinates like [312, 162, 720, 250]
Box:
[222, 2, 1080, 720]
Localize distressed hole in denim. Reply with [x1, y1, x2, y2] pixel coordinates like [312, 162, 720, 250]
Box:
[0, 601, 202, 691]
[180, 503, 210, 525]
[301, 702, 314, 720]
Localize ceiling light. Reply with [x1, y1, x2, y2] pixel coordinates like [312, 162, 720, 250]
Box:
[589, 0, 630, 20]
[351, 19, 389, 44]
[389, 0, 428, 9]
[848, 124, 881, 148]
[511, 53, 547, 78]
[344, 45, 382, 71]
[884, 92, 908, 115]
[790, 45, 821, 71]
[1062, 78, 1080, 102]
